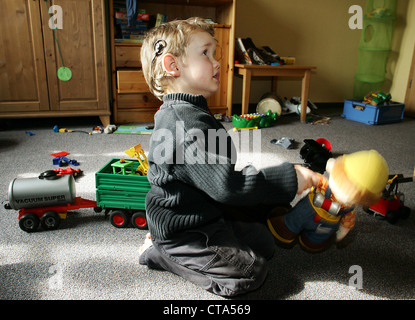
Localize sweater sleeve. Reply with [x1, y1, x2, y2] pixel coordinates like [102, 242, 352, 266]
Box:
[174, 155, 298, 206]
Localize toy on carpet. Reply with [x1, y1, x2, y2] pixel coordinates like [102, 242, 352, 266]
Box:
[300, 138, 332, 174]
[50, 151, 79, 167]
[366, 173, 413, 224]
[282, 97, 315, 115]
[267, 150, 389, 253]
[232, 109, 279, 130]
[270, 137, 295, 149]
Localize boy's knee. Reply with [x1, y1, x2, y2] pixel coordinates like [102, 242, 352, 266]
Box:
[211, 255, 269, 297]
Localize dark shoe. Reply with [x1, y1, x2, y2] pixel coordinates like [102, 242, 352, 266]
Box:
[298, 232, 335, 253]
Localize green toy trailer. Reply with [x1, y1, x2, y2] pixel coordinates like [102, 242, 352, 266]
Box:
[95, 158, 151, 229]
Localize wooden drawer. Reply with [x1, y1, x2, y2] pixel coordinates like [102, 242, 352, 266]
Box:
[117, 70, 148, 93]
[115, 46, 141, 67]
[117, 92, 161, 109]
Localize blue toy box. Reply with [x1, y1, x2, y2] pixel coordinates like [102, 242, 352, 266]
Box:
[342, 100, 405, 125]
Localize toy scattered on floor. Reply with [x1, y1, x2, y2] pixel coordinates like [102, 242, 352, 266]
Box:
[282, 97, 317, 115]
[232, 109, 279, 129]
[51, 151, 79, 167]
[114, 125, 153, 135]
[366, 174, 413, 224]
[104, 124, 118, 134]
[300, 138, 332, 174]
[40, 168, 81, 178]
[270, 137, 295, 149]
[309, 116, 331, 125]
[257, 94, 282, 116]
[53, 125, 91, 135]
[267, 150, 389, 253]
[363, 91, 392, 106]
[25, 131, 35, 136]
[91, 126, 104, 134]
[52, 124, 117, 135]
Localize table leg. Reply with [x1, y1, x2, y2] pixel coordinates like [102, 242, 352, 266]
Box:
[271, 77, 278, 93]
[300, 70, 311, 123]
[241, 69, 252, 115]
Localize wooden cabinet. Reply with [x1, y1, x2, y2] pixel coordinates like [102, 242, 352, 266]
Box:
[110, 0, 236, 123]
[0, 0, 110, 127]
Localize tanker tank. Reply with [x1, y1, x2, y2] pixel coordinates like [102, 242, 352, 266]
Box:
[7, 174, 76, 210]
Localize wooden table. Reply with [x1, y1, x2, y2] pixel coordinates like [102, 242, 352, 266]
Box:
[234, 64, 316, 123]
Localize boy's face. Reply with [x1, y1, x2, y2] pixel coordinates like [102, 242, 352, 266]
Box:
[174, 30, 220, 99]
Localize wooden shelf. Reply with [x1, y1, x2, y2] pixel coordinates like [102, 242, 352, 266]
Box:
[109, 0, 236, 123]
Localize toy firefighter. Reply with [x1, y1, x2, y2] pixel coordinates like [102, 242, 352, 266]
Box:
[267, 150, 389, 252]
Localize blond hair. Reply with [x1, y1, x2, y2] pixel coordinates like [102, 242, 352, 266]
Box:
[140, 17, 215, 100]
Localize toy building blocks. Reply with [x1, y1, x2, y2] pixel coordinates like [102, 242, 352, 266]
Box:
[363, 91, 392, 106]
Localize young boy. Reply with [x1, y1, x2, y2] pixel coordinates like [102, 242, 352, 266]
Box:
[139, 17, 319, 297]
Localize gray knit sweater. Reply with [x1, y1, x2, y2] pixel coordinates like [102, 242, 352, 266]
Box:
[145, 93, 298, 240]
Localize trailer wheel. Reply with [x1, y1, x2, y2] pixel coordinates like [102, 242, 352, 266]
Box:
[40, 211, 61, 230]
[19, 213, 40, 232]
[110, 210, 129, 228]
[131, 211, 148, 230]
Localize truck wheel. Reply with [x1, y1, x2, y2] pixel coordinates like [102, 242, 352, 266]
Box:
[386, 211, 399, 224]
[131, 211, 148, 230]
[110, 210, 129, 228]
[398, 206, 410, 220]
[19, 213, 40, 232]
[40, 211, 61, 230]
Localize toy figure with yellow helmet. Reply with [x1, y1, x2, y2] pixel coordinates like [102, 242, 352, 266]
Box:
[267, 150, 389, 253]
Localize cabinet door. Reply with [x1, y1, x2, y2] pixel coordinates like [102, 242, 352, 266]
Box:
[0, 0, 49, 112]
[41, 0, 109, 111]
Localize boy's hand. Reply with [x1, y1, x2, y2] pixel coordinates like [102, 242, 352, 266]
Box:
[294, 165, 321, 194]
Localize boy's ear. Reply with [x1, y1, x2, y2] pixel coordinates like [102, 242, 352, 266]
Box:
[162, 53, 180, 77]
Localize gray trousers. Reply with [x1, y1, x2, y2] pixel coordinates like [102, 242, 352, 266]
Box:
[139, 214, 275, 297]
